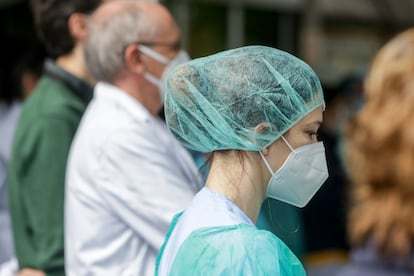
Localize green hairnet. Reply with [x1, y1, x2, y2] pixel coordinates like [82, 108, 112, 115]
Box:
[165, 45, 324, 153]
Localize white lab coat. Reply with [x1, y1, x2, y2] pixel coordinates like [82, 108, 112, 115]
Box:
[65, 82, 202, 276]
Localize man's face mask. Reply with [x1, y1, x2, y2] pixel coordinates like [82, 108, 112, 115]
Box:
[138, 44, 190, 103]
[259, 136, 328, 208]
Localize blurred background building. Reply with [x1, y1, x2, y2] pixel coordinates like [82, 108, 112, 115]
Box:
[165, 0, 414, 87]
[1, 0, 413, 91]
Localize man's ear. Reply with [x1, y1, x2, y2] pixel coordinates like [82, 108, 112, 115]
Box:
[124, 44, 145, 74]
[68, 13, 89, 41]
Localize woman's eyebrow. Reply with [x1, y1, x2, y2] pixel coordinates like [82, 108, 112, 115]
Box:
[306, 121, 322, 127]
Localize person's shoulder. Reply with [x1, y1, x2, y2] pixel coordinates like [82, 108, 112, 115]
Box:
[23, 75, 87, 119]
[102, 117, 173, 150]
[195, 224, 297, 256]
[12, 89, 84, 155]
[171, 225, 305, 275]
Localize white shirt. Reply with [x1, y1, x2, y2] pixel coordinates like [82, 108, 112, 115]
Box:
[157, 187, 254, 275]
[65, 83, 202, 276]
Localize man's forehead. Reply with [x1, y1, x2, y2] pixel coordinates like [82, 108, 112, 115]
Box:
[152, 15, 181, 45]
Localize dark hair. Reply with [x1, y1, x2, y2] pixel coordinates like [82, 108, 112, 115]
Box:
[12, 46, 46, 99]
[30, 0, 102, 58]
[0, 32, 45, 104]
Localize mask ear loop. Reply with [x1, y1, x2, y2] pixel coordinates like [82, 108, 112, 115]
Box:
[138, 44, 170, 64]
[259, 151, 274, 175]
[261, 135, 300, 233]
[259, 134, 293, 175]
[281, 135, 295, 152]
[264, 135, 300, 233]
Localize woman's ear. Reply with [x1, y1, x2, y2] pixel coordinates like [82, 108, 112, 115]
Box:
[255, 122, 271, 156]
[68, 13, 89, 42]
[124, 44, 145, 74]
[254, 122, 270, 135]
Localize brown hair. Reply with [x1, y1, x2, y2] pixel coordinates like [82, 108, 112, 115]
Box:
[345, 28, 414, 257]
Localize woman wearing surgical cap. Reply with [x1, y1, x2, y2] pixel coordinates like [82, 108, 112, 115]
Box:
[155, 45, 328, 275]
[338, 29, 414, 275]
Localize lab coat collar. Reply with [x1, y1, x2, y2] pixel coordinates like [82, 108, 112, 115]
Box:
[94, 82, 153, 123]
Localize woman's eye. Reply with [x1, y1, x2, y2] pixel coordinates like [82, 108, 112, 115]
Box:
[308, 132, 319, 139]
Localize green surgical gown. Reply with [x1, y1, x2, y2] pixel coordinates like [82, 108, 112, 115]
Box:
[156, 213, 305, 275]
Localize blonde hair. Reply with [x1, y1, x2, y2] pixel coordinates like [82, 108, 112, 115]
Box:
[345, 28, 414, 257]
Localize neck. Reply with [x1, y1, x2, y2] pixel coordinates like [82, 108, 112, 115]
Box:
[205, 151, 267, 224]
[112, 72, 161, 117]
[56, 43, 94, 85]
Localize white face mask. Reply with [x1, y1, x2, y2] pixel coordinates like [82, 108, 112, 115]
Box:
[138, 45, 190, 103]
[259, 136, 328, 208]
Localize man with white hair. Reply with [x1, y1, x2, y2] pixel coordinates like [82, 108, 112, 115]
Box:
[64, 1, 202, 275]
